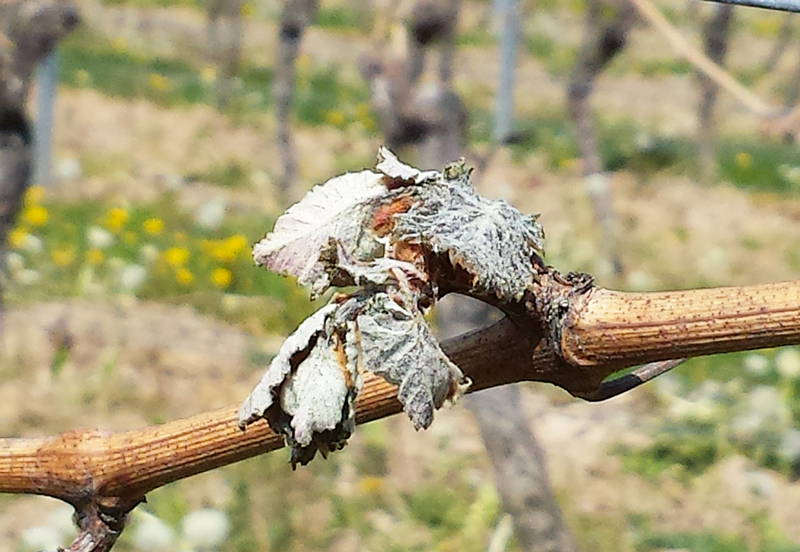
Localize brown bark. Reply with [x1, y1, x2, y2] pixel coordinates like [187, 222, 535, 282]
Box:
[469, 386, 577, 552]
[762, 13, 793, 74]
[205, 0, 243, 109]
[3, 274, 800, 549]
[274, 0, 318, 206]
[406, 0, 459, 86]
[567, 0, 637, 280]
[696, 4, 734, 184]
[0, 1, 78, 321]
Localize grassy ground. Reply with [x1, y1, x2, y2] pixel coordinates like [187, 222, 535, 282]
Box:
[5, 0, 800, 551]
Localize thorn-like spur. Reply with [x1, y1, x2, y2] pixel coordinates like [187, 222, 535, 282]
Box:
[575, 358, 687, 402]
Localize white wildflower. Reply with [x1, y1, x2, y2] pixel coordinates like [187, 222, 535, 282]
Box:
[667, 397, 717, 424]
[21, 234, 43, 253]
[15, 268, 40, 286]
[181, 509, 230, 549]
[56, 157, 82, 180]
[779, 428, 800, 464]
[5, 251, 25, 273]
[118, 264, 148, 293]
[776, 348, 800, 380]
[731, 412, 764, 441]
[138, 244, 160, 264]
[748, 385, 790, 429]
[745, 470, 775, 499]
[743, 353, 770, 376]
[195, 199, 226, 231]
[132, 511, 175, 552]
[86, 226, 114, 250]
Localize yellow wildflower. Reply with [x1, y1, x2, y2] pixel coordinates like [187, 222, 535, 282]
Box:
[175, 268, 194, 286]
[86, 248, 104, 265]
[241, 2, 254, 17]
[8, 228, 27, 249]
[200, 66, 217, 84]
[22, 205, 48, 227]
[74, 69, 90, 86]
[24, 185, 44, 205]
[147, 73, 170, 92]
[227, 234, 248, 255]
[210, 267, 232, 289]
[325, 110, 346, 127]
[51, 246, 75, 267]
[164, 247, 190, 267]
[143, 218, 164, 236]
[104, 207, 129, 233]
[212, 243, 235, 263]
[735, 152, 752, 169]
[109, 36, 127, 52]
[355, 103, 372, 120]
[297, 54, 312, 71]
[357, 476, 383, 494]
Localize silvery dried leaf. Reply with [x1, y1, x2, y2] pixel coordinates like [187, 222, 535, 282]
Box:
[320, 237, 426, 290]
[237, 303, 338, 428]
[252, 169, 387, 298]
[240, 147, 545, 466]
[279, 334, 357, 447]
[237, 302, 360, 467]
[354, 290, 468, 430]
[376, 146, 439, 185]
[392, 181, 545, 300]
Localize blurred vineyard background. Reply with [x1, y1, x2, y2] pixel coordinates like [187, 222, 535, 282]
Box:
[5, 0, 800, 551]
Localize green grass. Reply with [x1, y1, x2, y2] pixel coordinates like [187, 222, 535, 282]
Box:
[185, 159, 251, 189]
[524, 37, 576, 77]
[316, 5, 364, 30]
[470, 105, 800, 196]
[59, 29, 371, 127]
[638, 532, 749, 552]
[717, 139, 800, 194]
[625, 58, 693, 78]
[100, 0, 201, 7]
[6, 192, 318, 335]
[612, 347, 800, 482]
[638, 530, 800, 552]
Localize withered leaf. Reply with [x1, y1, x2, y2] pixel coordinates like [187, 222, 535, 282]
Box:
[392, 181, 545, 300]
[237, 302, 360, 467]
[252, 169, 386, 298]
[376, 146, 439, 185]
[279, 334, 357, 448]
[240, 147, 544, 466]
[237, 303, 338, 428]
[354, 290, 467, 430]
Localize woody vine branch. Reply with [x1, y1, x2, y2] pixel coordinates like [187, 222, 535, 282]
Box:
[1, 151, 800, 552]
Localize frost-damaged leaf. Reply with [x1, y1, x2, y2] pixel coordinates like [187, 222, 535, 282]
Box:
[252, 169, 387, 298]
[279, 334, 357, 450]
[320, 237, 425, 290]
[355, 290, 468, 430]
[237, 303, 338, 428]
[237, 302, 360, 467]
[240, 147, 545, 466]
[392, 176, 545, 300]
[376, 146, 439, 186]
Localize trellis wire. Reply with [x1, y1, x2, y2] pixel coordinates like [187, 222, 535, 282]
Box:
[703, 0, 800, 13]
